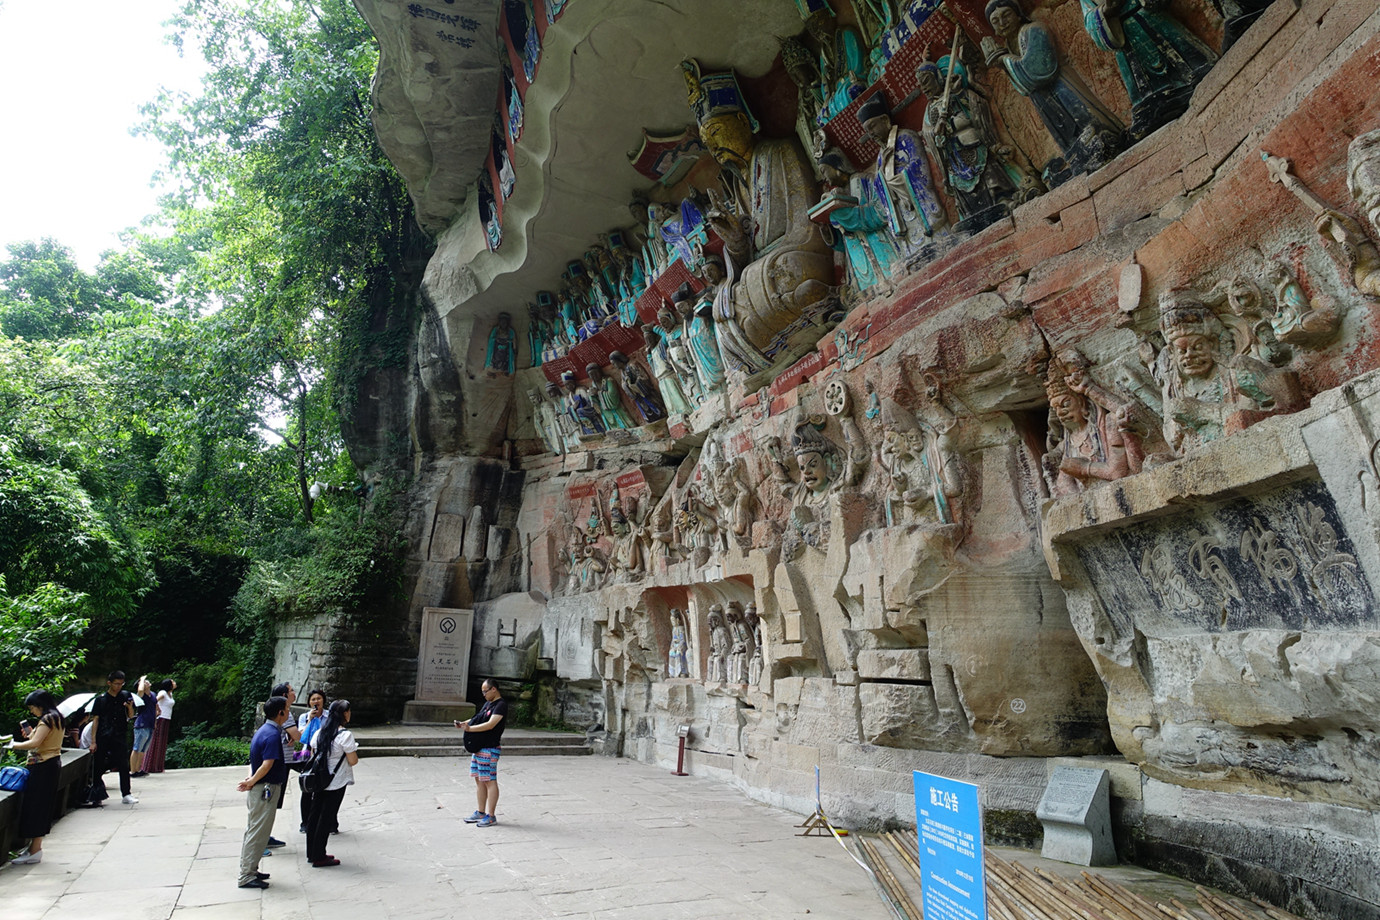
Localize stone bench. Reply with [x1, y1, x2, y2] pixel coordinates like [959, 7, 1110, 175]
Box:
[0, 748, 92, 857]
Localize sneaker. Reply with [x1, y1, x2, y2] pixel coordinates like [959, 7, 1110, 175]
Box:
[130, 771, 148, 778]
[299, 823, 307, 833]
[262, 848, 273, 857]
[121, 794, 139, 805]
[476, 814, 497, 827]
[238, 878, 270, 889]
[255, 871, 270, 880]
[266, 837, 286, 848]
[462, 810, 486, 823]
[10, 851, 42, 865]
[311, 857, 341, 867]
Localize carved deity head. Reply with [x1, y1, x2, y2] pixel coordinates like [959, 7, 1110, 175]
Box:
[791, 423, 835, 494]
[1161, 293, 1223, 380]
[857, 93, 892, 144]
[744, 602, 759, 627]
[670, 607, 684, 627]
[985, 0, 1026, 40]
[701, 257, 725, 286]
[495, 311, 511, 330]
[915, 60, 943, 98]
[708, 604, 725, 628]
[527, 389, 543, 407]
[545, 382, 562, 400]
[781, 37, 816, 90]
[585, 362, 604, 383]
[608, 350, 629, 370]
[561, 371, 580, 394]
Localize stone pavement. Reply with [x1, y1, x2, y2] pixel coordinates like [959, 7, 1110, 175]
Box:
[0, 754, 894, 920]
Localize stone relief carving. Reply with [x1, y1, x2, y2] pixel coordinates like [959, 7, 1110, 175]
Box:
[1149, 291, 1301, 456]
[706, 604, 730, 683]
[746, 601, 763, 689]
[726, 600, 754, 685]
[1264, 151, 1380, 300]
[1041, 350, 1141, 497]
[667, 607, 690, 678]
[981, 0, 1124, 185]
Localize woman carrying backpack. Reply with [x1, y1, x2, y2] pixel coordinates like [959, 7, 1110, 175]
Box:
[304, 699, 359, 868]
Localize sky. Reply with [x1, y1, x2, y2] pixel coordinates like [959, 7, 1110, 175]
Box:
[0, 0, 209, 269]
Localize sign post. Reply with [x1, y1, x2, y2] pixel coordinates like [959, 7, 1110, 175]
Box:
[913, 771, 988, 920]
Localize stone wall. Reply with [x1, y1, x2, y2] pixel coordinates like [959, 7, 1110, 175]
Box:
[338, 1, 1380, 915]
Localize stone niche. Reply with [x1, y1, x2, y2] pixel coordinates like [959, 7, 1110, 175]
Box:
[343, 0, 1380, 916]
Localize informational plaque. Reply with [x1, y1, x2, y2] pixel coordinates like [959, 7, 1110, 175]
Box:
[913, 771, 988, 920]
[415, 607, 474, 701]
[1036, 766, 1114, 866]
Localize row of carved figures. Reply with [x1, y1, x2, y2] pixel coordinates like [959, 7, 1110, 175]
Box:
[667, 602, 764, 688]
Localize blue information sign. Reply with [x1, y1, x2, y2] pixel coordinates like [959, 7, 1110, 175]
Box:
[913, 771, 987, 920]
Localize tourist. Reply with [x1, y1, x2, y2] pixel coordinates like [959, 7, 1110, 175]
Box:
[236, 695, 290, 890]
[4, 690, 65, 864]
[296, 689, 327, 832]
[129, 675, 157, 777]
[88, 670, 138, 805]
[456, 679, 507, 827]
[142, 678, 176, 774]
[304, 699, 359, 867]
[266, 681, 299, 850]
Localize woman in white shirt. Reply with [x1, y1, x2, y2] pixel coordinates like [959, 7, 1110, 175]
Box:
[305, 699, 359, 868]
[143, 678, 176, 774]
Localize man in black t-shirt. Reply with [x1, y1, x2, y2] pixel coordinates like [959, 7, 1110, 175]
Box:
[89, 670, 138, 803]
[456, 679, 507, 827]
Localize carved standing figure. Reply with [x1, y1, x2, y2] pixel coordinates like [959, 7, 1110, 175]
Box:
[819, 150, 899, 292]
[659, 303, 703, 404]
[707, 605, 730, 683]
[642, 325, 694, 415]
[858, 92, 948, 252]
[701, 254, 769, 375]
[667, 608, 690, 678]
[609, 350, 665, 423]
[745, 602, 763, 688]
[485, 312, 518, 375]
[561, 371, 604, 436]
[726, 601, 753, 685]
[915, 56, 1039, 227]
[586, 363, 636, 430]
[528, 388, 564, 455]
[1079, 0, 1216, 138]
[982, 0, 1124, 184]
[545, 381, 581, 450]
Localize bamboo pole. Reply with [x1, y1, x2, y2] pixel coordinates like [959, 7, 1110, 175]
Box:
[859, 836, 923, 920]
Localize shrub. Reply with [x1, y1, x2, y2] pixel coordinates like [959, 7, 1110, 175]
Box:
[166, 736, 249, 769]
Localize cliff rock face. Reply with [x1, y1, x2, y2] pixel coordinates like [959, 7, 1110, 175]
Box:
[341, 1, 1380, 914]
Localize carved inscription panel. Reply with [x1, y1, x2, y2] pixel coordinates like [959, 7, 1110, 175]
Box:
[1073, 480, 1373, 638]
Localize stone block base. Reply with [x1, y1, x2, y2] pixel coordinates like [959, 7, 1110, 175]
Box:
[403, 699, 476, 724]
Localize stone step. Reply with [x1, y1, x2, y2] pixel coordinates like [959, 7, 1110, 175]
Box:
[356, 743, 592, 759]
[355, 732, 583, 748]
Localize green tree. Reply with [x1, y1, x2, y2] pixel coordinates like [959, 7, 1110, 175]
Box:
[0, 578, 90, 724]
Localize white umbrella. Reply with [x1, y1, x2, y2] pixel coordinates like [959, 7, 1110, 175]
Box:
[58, 692, 98, 718]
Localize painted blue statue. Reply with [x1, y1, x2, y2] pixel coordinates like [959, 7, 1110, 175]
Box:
[820, 26, 867, 123]
[642, 325, 694, 416]
[1080, 0, 1216, 138]
[982, 0, 1125, 185]
[586, 363, 636, 430]
[610, 350, 665, 423]
[819, 150, 898, 291]
[485, 312, 518, 375]
[916, 56, 1039, 229]
[858, 92, 948, 253]
[660, 197, 708, 269]
[561, 371, 604, 436]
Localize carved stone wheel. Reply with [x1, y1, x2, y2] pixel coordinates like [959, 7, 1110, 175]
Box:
[823, 379, 851, 417]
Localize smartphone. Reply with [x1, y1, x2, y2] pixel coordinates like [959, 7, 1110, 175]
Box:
[453, 720, 463, 728]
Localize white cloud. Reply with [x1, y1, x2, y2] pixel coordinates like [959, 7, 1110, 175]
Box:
[0, 0, 208, 268]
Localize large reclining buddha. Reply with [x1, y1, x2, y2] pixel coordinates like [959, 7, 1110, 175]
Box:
[319, 1, 1380, 915]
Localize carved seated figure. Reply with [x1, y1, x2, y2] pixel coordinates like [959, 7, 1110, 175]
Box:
[1154, 292, 1302, 455]
[684, 59, 835, 363]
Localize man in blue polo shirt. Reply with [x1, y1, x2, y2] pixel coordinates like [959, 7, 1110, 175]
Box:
[236, 696, 291, 890]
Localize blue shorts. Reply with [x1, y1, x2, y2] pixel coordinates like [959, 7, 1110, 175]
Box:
[132, 726, 153, 752]
[469, 748, 500, 782]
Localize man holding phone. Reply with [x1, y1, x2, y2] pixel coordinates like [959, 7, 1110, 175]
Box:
[455, 679, 507, 827]
[236, 696, 291, 890]
[88, 670, 138, 804]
